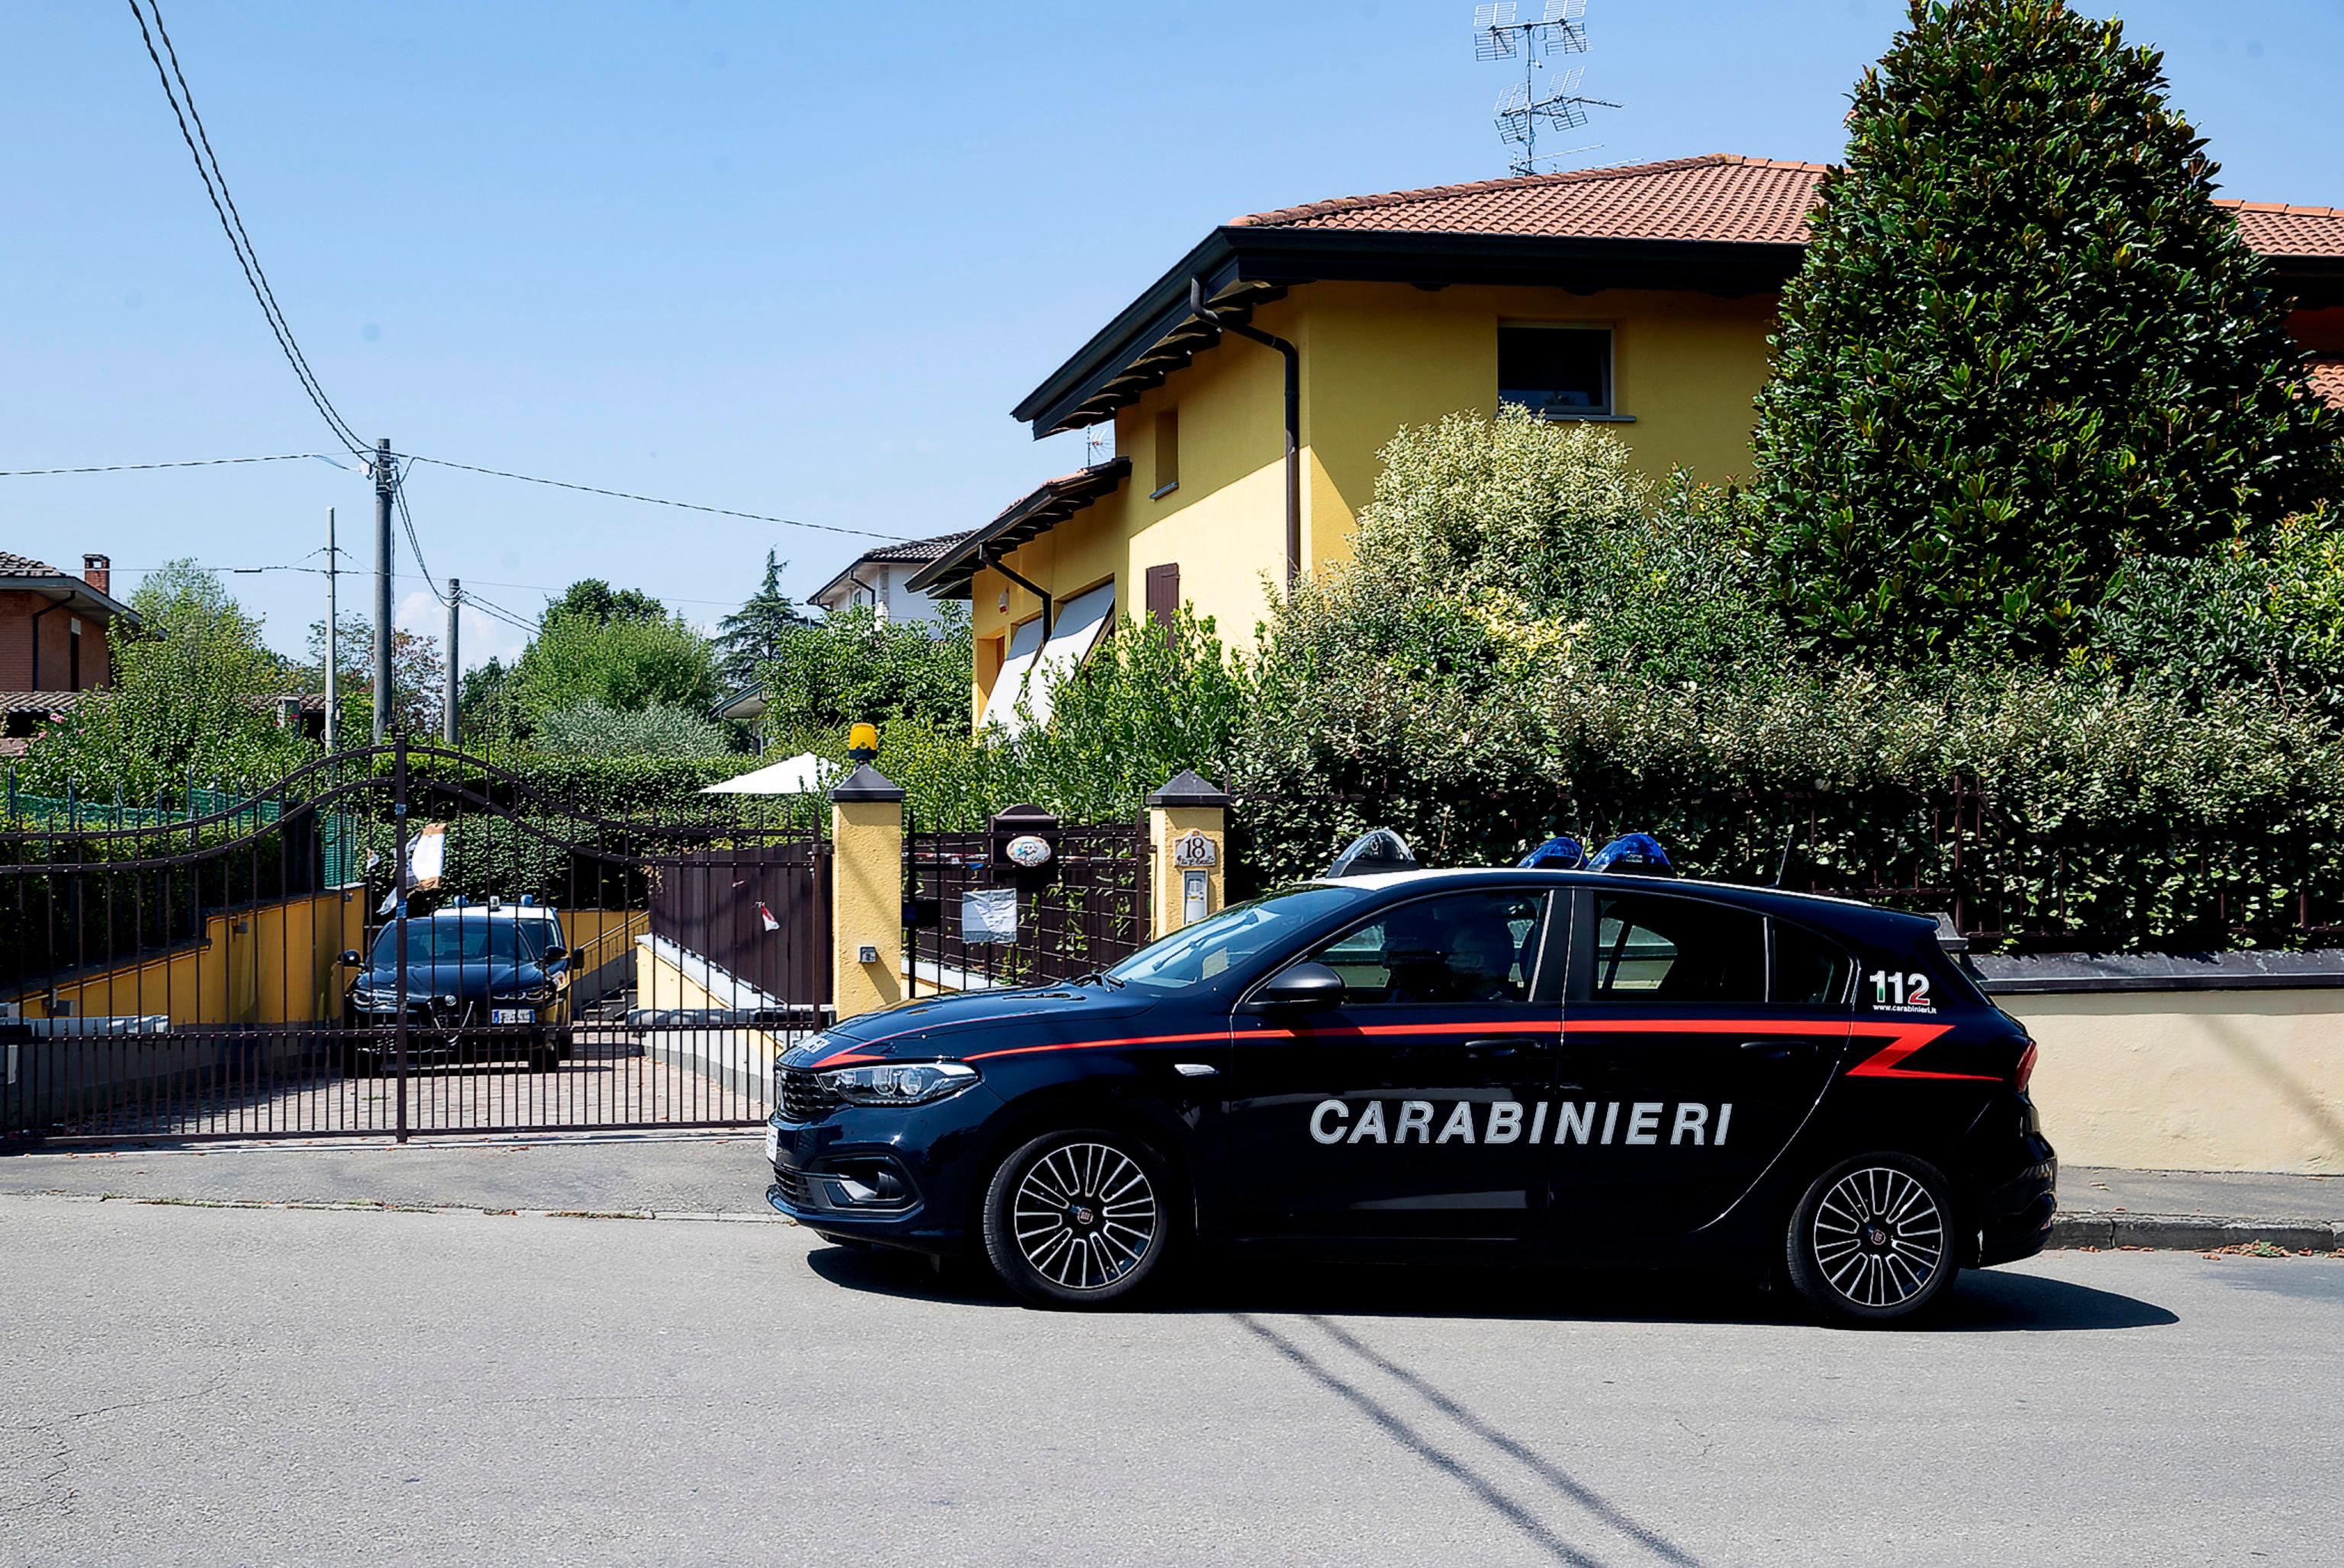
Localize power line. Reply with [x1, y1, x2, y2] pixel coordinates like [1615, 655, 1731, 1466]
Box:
[124, 0, 367, 457]
[392, 474, 444, 605]
[0, 452, 346, 477]
[400, 453, 906, 542]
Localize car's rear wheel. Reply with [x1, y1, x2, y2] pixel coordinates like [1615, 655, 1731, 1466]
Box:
[1785, 1153, 1959, 1327]
[981, 1129, 1173, 1308]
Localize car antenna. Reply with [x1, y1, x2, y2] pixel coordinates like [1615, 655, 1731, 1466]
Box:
[1772, 819, 1798, 887]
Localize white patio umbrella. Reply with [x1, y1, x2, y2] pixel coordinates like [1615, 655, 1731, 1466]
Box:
[699, 752, 840, 796]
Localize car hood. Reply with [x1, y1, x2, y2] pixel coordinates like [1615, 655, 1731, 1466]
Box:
[790, 984, 1163, 1066]
[354, 961, 549, 1000]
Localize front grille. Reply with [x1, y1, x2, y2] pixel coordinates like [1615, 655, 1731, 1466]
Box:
[771, 1167, 813, 1208]
[778, 1066, 837, 1123]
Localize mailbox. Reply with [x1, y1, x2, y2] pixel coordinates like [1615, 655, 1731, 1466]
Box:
[990, 803, 1060, 883]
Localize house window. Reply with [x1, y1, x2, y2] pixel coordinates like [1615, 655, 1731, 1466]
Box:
[1151, 409, 1180, 498]
[1498, 325, 1614, 419]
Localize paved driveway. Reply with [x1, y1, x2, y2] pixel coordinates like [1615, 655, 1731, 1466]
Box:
[2, 1190, 2336, 1566]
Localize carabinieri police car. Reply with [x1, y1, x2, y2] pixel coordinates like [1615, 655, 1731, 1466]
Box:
[766, 843, 2056, 1326]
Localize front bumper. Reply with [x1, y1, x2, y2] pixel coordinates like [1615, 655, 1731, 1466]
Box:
[763, 1085, 1003, 1255]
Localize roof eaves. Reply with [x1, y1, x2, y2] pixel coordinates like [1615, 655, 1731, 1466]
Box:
[904, 459, 1132, 598]
[0, 572, 140, 626]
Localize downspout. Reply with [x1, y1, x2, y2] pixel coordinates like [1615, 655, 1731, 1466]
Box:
[846, 569, 880, 613]
[27, 599, 62, 690]
[981, 547, 1053, 642]
[1189, 277, 1300, 589]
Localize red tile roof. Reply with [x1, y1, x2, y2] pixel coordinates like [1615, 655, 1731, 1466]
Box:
[1230, 153, 2344, 261]
[2308, 356, 2344, 411]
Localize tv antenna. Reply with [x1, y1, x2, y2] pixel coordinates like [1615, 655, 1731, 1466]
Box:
[1472, 2, 1619, 176]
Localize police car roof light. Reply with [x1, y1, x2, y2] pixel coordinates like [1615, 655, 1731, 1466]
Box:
[1588, 832, 1673, 877]
[1324, 828, 1418, 879]
[1517, 835, 1587, 871]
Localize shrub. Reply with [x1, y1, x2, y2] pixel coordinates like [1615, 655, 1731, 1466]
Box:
[1752, 0, 2340, 663]
[534, 700, 735, 759]
[757, 603, 971, 739]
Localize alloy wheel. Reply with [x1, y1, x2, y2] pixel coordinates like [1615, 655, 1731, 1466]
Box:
[1010, 1141, 1159, 1293]
[1811, 1164, 1945, 1310]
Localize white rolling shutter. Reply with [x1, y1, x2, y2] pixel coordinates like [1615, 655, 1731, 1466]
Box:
[1022, 581, 1116, 727]
[977, 615, 1047, 733]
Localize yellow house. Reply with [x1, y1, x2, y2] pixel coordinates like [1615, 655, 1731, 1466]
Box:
[907, 155, 2344, 729]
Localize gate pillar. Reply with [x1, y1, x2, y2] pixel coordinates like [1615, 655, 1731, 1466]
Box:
[830, 764, 906, 1020]
[1147, 770, 1230, 940]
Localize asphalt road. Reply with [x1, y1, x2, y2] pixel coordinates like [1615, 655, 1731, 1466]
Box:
[2, 1193, 2337, 1566]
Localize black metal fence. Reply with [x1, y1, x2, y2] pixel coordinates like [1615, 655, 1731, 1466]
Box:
[904, 823, 1150, 993]
[1, 740, 830, 1146]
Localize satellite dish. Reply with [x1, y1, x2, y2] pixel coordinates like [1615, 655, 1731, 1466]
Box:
[1588, 832, 1673, 877]
[1324, 828, 1418, 879]
[1516, 835, 1587, 870]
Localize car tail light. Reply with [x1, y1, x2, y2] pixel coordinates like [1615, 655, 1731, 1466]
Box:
[2014, 1041, 2037, 1092]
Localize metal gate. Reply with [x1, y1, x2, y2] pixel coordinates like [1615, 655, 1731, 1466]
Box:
[0, 740, 829, 1145]
[903, 819, 1148, 994]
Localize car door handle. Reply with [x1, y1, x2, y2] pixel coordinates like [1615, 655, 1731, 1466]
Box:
[1458, 1038, 1520, 1058]
[1739, 1039, 1817, 1060]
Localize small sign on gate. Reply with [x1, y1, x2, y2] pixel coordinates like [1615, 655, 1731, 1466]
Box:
[961, 887, 1019, 945]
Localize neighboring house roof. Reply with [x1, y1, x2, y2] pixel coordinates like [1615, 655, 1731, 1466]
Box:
[0, 551, 139, 625]
[0, 691, 89, 715]
[711, 679, 768, 724]
[2309, 357, 2344, 410]
[904, 461, 1132, 600]
[1015, 153, 2344, 436]
[810, 531, 974, 607]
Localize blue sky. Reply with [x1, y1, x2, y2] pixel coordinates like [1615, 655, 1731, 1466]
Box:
[6, 0, 2339, 668]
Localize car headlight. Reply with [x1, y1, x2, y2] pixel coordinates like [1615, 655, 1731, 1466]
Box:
[820, 1061, 979, 1106]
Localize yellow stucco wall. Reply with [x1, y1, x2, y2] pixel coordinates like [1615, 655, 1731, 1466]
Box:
[831, 797, 904, 1019]
[2013, 990, 2344, 1174]
[967, 280, 1780, 720]
[8, 890, 362, 1027]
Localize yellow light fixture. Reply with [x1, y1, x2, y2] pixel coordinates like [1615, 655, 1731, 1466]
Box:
[847, 722, 879, 763]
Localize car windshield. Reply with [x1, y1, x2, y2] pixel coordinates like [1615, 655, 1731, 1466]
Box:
[1105, 885, 1362, 993]
[370, 917, 551, 967]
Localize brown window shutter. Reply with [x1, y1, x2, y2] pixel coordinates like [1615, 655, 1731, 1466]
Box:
[1145, 563, 1180, 627]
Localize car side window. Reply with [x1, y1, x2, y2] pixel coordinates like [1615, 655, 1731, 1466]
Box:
[1591, 892, 1765, 1004]
[1770, 918, 1854, 1006]
[1302, 891, 1547, 1006]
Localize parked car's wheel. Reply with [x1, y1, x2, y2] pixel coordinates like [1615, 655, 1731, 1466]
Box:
[1785, 1153, 1960, 1327]
[340, 1043, 378, 1079]
[981, 1128, 1174, 1308]
[527, 1035, 560, 1073]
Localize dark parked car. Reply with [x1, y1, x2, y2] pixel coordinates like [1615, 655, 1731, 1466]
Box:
[765, 868, 2056, 1325]
[341, 903, 573, 1073]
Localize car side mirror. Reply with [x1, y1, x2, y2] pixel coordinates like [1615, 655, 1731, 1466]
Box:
[542, 945, 568, 964]
[1255, 961, 1345, 1008]
[339, 950, 362, 966]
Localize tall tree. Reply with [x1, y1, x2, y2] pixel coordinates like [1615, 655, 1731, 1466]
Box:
[509, 607, 717, 721]
[1752, 0, 2340, 663]
[20, 562, 311, 797]
[543, 579, 666, 625]
[305, 615, 445, 738]
[714, 550, 810, 689]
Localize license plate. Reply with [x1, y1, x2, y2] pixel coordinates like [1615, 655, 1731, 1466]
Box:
[491, 1009, 534, 1025]
[765, 1125, 781, 1164]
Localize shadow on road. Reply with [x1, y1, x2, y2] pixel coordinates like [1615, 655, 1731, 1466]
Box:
[802, 1246, 2178, 1331]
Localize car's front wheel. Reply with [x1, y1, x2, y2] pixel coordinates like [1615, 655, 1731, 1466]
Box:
[981, 1129, 1173, 1308]
[1785, 1153, 1959, 1327]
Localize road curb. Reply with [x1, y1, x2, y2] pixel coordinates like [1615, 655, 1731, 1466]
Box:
[2049, 1212, 2342, 1252]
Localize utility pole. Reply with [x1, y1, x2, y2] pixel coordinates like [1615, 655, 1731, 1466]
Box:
[443, 578, 460, 748]
[323, 507, 339, 752]
[372, 437, 395, 742]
